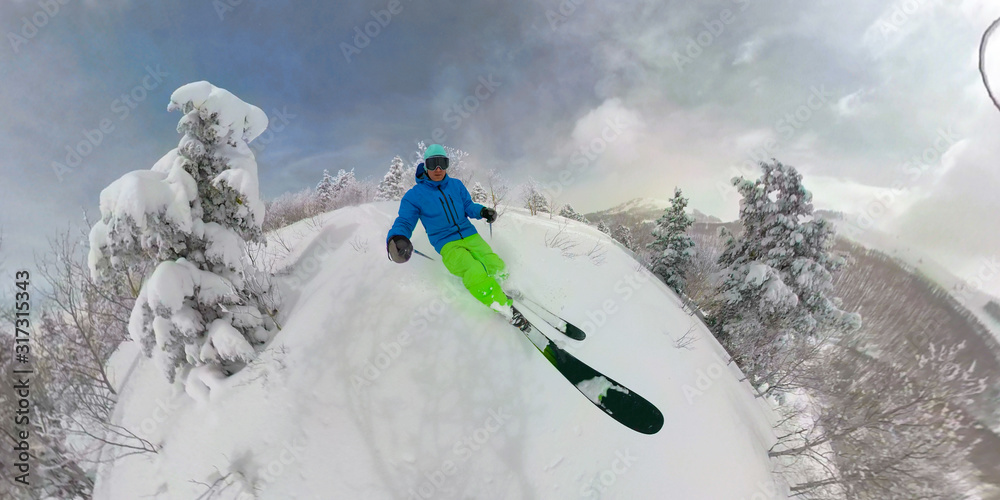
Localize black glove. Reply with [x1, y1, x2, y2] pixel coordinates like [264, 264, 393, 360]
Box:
[480, 207, 497, 223]
[387, 235, 412, 263]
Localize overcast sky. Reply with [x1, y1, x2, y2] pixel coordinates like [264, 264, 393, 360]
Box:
[2, 0, 999, 296]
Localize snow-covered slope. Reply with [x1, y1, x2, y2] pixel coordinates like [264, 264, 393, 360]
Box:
[94, 202, 785, 499]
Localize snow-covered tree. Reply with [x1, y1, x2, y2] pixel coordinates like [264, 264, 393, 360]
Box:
[316, 169, 335, 208]
[772, 341, 985, 499]
[612, 224, 634, 251]
[558, 204, 588, 223]
[647, 188, 696, 294]
[486, 169, 510, 214]
[376, 156, 406, 201]
[331, 168, 359, 208]
[471, 181, 489, 204]
[88, 81, 279, 386]
[713, 160, 860, 381]
[263, 187, 316, 231]
[597, 220, 611, 235]
[522, 179, 550, 215]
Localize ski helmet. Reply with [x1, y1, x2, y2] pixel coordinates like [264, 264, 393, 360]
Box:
[424, 144, 447, 159]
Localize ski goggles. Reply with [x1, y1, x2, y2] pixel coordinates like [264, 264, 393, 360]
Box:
[425, 155, 449, 171]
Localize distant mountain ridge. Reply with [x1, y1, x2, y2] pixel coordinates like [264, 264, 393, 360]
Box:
[584, 197, 723, 224]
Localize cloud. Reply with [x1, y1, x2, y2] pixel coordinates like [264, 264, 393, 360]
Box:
[732, 36, 763, 66]
[886, 110, 1000, 292]
[1, 0, 999, 297]
[835, 88, 873, 117]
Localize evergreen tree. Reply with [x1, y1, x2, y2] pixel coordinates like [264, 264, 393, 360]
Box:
[612, 224, 634, 251]
[558, 204, 589, 223]
[713, 160, 860, 380]
[375, 156, 406, 201]
[597, 220, 611, 235]
[328, 168, 360, 208]
[647, 188, 696, 294]
[88, 81, 278, 385]
[471, 181, 489, 204]
[316, 169, 335, 208]
[334, 168, 357, 194]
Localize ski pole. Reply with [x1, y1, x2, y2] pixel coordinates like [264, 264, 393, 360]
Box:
[413, 248, 435, 261]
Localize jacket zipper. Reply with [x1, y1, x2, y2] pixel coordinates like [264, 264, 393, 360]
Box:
[437, 186, 464, 239]
[446, 196, 462, 224]
[439, 198, 454, 225]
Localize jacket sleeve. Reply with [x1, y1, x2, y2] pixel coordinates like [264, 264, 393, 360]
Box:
[459, 181, 485, 219]
[387, 195, 420, 243]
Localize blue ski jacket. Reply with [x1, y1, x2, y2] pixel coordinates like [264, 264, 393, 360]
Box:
[386, 163, 486, 254]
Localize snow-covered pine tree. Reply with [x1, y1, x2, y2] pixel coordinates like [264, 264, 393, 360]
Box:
[331, 168, 361, 208]
[88, 81, 278, 387]
[713, 159, 860, 380]
[375, 156, 406, 201]
[558, 204, 589, 223]
[646, 188, 696, 294]
[597, 220, 611, 235]
[316, 169, 335, 209]
[612, 224, 635, 251]
[471, 181, 489, 204]
[522, 180, 550, 215]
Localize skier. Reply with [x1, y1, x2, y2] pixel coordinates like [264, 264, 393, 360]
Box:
[386, 144, 527, 329]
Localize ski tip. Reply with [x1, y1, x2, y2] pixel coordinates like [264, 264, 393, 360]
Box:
[637, 411, 664, 435]
[565, 323, 587, 341]
[602, 391, 664, 435]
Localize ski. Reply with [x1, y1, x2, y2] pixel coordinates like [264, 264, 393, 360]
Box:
[508, 306, 663, 435]
[507, 292, 587, 341]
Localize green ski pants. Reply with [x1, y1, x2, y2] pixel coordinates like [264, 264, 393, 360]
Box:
[440, 233, 510, 308]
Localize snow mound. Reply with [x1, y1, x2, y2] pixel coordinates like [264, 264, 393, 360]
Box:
[94, 203, 786, 500]
[168, 81, 268, 143]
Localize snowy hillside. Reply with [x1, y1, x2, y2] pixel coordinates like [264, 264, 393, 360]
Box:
[94, 202, 785, 499]
[823, 215, 1000, 345]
